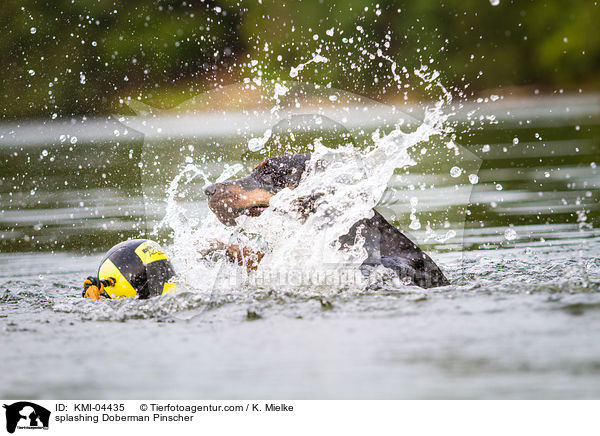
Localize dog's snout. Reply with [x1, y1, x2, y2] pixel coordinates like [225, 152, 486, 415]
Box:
[204, 184, 218, 197]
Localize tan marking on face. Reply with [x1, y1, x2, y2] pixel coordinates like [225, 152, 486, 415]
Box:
[208, 184, 274, 225]
[253, 160, 267, 170]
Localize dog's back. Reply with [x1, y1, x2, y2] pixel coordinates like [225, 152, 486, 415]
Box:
[340, 210, 449, 288]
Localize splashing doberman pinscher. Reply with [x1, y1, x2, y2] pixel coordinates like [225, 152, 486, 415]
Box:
[203, 154, 449, 288]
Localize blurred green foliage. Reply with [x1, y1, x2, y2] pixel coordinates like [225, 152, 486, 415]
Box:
[1, 0, 599, 119]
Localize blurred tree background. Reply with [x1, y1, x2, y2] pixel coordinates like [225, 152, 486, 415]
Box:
[1, 0, 599, 119]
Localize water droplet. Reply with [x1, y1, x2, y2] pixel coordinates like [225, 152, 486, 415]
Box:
[450, 166, 462, 178]
[41, 149, 48, 157]
[495, 183, 503, 191]
[512, 137, 519, 145]
[70, 136, 78, 144]
[489, 0, 500, 5]
[409, 217, 421, 230]
[468, 174, 479, 184]
[504, 228, 517, 241]
[248, 129, 272, 152]
[30, 27, 37, 34]
[482, 144, 490, 152]
[28, 69, 35, 76]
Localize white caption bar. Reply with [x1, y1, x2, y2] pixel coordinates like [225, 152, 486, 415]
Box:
[1, 400, 598, 436]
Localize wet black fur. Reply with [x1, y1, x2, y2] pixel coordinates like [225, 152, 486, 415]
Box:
[205, 154, 449, 288]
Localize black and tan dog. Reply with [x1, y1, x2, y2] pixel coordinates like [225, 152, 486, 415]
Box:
[204, 154, 449, 288]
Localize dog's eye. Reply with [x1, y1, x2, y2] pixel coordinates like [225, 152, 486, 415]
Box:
[259, 168, 286, 188]
[258, 166, 274, 182]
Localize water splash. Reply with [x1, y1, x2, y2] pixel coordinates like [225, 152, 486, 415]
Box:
[289, 53, 329, 78]
[160, 64, 455, 296]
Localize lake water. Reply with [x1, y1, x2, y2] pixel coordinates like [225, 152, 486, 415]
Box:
[0, 92, 599, 399]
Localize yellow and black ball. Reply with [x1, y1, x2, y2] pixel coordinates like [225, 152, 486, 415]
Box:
[86, 239, 176, 300]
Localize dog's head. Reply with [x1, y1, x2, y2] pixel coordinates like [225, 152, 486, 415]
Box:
[204, 153, 311, 225]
